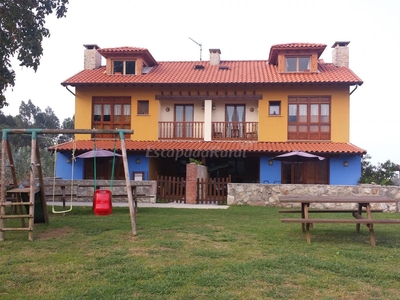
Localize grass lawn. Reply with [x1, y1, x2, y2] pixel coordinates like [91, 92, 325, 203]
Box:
[1, 206, 400, 300]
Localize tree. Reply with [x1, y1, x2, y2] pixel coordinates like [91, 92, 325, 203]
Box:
[359, 155, 399, 185]
[58, 116, 74, 143]
[0, 0, 69, 108]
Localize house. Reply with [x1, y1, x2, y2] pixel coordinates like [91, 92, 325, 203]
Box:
[57, 41, 365, 185]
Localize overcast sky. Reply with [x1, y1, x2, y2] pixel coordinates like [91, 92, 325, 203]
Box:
[2, 0, 399, 165]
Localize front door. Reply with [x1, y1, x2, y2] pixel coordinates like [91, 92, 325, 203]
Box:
[281, 160, 329, 184]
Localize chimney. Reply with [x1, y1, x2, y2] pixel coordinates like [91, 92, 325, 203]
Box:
[83, 44, 101, 70]
[332, 41, 350, 67]
[209, 49, 221, 65]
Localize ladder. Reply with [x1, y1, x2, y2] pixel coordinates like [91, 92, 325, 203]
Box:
[0, 131, 48, 241]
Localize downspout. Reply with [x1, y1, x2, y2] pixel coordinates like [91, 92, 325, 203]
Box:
[350, 85, 358, 95]
[64, 85, 76, 96]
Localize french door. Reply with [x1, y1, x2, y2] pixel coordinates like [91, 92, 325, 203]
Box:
[175, 105, 194, 138]
[226, 105, 245, 138]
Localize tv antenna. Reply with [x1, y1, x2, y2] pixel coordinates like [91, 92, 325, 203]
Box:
[189, 37, 202, 61]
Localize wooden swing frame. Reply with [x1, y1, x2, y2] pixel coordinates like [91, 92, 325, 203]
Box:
[0, 129, 135, 241]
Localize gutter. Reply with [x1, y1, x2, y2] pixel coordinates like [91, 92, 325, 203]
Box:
[63, 85, 76, 96]
[350, 85, 358, 95]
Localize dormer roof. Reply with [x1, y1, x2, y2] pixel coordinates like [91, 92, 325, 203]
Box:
[268, 43, 327, 65]
[98, 46, 158, 67]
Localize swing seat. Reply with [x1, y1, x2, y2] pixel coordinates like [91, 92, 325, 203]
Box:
[93, 189, 112, 216]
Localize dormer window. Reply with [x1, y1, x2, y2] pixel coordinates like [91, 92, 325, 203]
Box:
[285, 56, 310, 72]
[113, 60, 136, 75]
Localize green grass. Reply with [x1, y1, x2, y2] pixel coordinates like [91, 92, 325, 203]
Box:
[1, 206, 400, 299]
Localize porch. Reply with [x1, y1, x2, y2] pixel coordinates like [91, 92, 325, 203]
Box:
[158, 121, 258, 140]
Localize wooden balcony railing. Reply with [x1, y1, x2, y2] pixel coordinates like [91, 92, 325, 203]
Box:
[212, 122, 258, 140]
[159, 122, 258, 140]
[159, 122, 204, 139]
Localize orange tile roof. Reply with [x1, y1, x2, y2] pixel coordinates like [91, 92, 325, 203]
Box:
[54, 140, 366, 155]
[62, 60, 363, 86]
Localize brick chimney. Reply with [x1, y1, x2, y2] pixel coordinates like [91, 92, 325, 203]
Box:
[209, 49, 221, 65]
[332, 41, 350, 67]
[83, 44, 101, 70]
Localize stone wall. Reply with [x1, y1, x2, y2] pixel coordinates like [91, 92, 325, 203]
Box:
[227, 183, 400, 212]
[43, 179, 157, 203]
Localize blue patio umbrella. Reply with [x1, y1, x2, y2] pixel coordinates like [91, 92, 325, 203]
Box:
[272, 151, 325, 162]
[76, 149, 121, 159]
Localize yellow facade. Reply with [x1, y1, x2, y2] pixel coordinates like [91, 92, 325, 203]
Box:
[258, 85, 350, 142]
[75, 86, 160, 141]
[75, 84, 350, 143]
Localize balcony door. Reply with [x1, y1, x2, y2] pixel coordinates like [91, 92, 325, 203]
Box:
[226, 105, 245, 138]
[175, 104, 194, 138]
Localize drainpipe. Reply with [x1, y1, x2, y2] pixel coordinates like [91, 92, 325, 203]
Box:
[64, 85, 76, 96]
[350, 85, 358, 95]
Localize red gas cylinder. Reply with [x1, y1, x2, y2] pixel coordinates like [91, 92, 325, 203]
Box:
[93, 189, 112, 216]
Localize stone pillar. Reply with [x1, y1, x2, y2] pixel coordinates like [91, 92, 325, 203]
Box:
[185, 163, 198, 204]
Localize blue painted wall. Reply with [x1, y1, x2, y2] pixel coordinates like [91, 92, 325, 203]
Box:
[55, 152, 150, 180]
[128, 155, 149, 180]
[55, 152, 84, 179]
[260, 155, 361, 185]
[57, 150, 361, 185]
[260, 157, 281, 184]
[329, 154, 361, 185]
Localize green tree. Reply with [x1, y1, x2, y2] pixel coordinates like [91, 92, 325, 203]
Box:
[0, 0, 69, 108]
[0, 100, 73, 182]
[359, 155, 399, 185]
[58, 116, 74, 143]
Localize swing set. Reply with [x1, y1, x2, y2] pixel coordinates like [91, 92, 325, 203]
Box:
[0, 129, 135, 241]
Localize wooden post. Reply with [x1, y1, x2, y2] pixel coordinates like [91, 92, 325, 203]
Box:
[0, 136, 7, 241]
[28, 133, 37, 241]
[35, 142, 49, 224]
[119, 132, 137, 236]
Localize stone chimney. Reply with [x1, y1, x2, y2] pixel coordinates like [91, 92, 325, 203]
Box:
[209, 49, 221, 65]
[83, 44, 101, 70]
[332, 41, 350, 67]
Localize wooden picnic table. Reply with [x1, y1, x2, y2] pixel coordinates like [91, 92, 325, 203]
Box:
[279, 195, 400, 247]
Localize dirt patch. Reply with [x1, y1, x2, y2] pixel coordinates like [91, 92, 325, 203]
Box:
[37, 227, 76, 240]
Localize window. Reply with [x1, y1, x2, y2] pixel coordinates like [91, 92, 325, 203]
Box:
[285, 56, 310, 72]
[113, 60, 136, 74]
[137, 100, 149, 115]
[92, 97, 131, 138]
[269, 101, 281, 115]
[288, 96, 330, 140]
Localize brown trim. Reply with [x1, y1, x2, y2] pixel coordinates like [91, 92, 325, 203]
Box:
[155, 94, 263, 101]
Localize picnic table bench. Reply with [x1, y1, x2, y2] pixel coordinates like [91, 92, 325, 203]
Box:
[279, 195, 400, 246]
[75, 183, 154, 212]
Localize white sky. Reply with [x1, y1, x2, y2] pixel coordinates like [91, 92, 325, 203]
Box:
[2, 0, 399, 165]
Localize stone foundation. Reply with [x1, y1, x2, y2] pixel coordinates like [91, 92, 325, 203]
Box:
[43, 179, 157, 203]
[227, 183, 400, 212]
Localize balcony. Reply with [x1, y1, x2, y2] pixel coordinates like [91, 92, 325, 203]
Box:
[158, 122, 258, 140]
